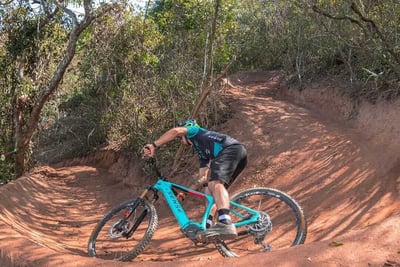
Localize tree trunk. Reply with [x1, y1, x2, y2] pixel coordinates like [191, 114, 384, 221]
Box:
[13, 0, 109, 177]
[171, 0, 222, 173]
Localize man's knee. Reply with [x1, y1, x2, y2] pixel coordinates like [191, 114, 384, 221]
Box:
[208, 179, 224, 191]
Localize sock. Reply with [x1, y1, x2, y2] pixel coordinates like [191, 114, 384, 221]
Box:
[206, 215, 213, 228]
[217, 209, 232, 225]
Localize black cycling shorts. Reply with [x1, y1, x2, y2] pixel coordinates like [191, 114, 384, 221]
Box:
[209, 144, 247, 187]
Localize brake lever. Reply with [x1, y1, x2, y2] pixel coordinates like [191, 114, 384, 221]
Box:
[144, 156, 162, 177]
[144, 157, 156, 165]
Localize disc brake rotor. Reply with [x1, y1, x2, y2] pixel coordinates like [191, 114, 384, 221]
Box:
[248, 211, 272, 238]
[109, 219, 130, 239]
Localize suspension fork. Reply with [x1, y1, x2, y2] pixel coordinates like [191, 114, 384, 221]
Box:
[125, 187, 159, 238]
[125, 208, 149, 238]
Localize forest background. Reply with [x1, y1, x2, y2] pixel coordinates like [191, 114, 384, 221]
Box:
[1, 0, 399, 183]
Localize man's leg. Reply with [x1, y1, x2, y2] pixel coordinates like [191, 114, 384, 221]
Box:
[199, 167, 217, 228]
[208, 180, 229, 210]
[200, 145, 247, 239]
[201, 180, 237, 239]
[203, 186, 217, 228]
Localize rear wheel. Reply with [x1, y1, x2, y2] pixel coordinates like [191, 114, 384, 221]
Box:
[219, 187, 307, 256]
[88, 199, 158, 261]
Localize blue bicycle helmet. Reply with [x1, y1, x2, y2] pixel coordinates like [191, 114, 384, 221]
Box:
[177, 118, 200, 128]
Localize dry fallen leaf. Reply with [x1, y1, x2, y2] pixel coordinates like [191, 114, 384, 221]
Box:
[329, 241, 344, 247]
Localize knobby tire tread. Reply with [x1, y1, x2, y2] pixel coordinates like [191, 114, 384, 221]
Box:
[88, 199, 158, 261]
[214, 240, 239, 257]
[231, 187, 307, 246]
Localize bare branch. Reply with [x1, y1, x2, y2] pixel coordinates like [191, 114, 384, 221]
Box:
[55, 0, 79, 27]
[13, 0, 114, 176]
[312, 5, 364, 29]
[350, 2, 400, 66]
[83, 0, 92, 14]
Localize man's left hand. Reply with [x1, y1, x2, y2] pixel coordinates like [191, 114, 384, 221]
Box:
[177, 192, 186, 202]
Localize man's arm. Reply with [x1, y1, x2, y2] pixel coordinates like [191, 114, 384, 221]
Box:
[178, 167, 210, 201]
[153, 127, 187, 147]
[189, 167, 209, 191]
[143, 127, 187, 157]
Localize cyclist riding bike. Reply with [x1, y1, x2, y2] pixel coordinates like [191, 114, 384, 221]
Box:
[143, 118, 247, 240]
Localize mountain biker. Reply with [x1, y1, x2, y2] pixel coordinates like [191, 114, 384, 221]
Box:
[143, 118, 247, 240]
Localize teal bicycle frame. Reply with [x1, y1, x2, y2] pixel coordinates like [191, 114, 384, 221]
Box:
[152, 178, 261, 232]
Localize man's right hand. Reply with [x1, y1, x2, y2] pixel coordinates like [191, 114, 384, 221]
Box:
[177, 192, 186, 202]
[143, 144, 156, 157]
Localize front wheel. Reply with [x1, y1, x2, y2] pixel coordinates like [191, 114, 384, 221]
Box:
[88, 199, 158, 261]
[221, 187, 307, 256]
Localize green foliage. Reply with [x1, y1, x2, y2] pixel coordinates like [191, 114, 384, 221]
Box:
[0, 1, 72, 179]
[52, 0, 400, 165]
[0, 159, 14, 184]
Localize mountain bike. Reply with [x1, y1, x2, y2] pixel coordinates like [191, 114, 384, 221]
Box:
[87, 158, 307, 261]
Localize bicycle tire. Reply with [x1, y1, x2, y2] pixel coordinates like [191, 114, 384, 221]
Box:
[214, 240, 239, 257]
[88, 199, 158, 261]
[218, 187, 307, 256]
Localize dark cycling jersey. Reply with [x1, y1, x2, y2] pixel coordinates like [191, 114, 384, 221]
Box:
[185, 126, 241, 168]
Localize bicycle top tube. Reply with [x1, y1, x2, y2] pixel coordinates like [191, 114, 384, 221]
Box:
[153, 178, 214, 230]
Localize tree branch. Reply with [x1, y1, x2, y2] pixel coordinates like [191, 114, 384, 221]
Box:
[350, 2, 400, 66]
[312, 5, 365, 30]
[14, 0, 114, 175]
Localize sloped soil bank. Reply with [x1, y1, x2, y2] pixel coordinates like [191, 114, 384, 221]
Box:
[0, 71, 399, 267]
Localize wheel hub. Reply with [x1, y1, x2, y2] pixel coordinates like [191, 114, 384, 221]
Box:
[109, 219, 130, 239]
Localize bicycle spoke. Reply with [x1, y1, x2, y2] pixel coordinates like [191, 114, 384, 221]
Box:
[227, 188, 307, 255]
[88, 200, 158, 261]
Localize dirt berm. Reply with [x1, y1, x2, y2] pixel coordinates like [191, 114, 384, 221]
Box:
[1, 71, 399, 266]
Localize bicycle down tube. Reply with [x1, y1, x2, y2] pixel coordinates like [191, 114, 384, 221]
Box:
[152, 179, 261, 231]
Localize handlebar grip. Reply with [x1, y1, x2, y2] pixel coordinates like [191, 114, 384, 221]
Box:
[144, 157, 156, 165]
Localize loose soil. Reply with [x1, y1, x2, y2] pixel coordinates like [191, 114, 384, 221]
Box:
[1, 71, 399, 267]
